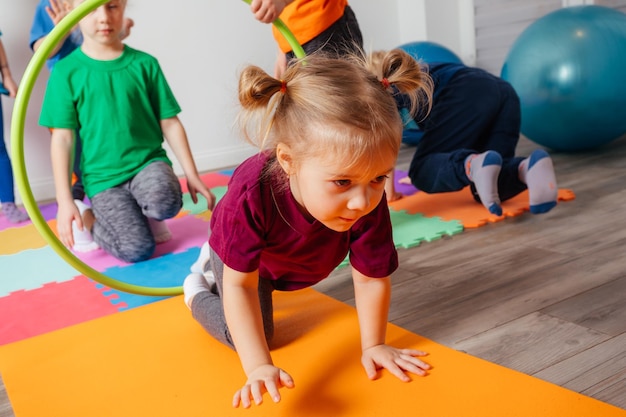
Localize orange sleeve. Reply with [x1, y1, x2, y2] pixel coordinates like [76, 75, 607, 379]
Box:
[272, 0, 348, 53]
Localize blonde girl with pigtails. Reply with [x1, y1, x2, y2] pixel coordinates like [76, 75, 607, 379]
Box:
[184, 49, 433, 409]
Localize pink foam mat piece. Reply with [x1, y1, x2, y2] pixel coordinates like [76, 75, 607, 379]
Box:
[73, 213, 210, 271]
[0, 276, 123, 345]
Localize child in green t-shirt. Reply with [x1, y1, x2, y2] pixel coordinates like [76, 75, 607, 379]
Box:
[40, 0, 215, 263]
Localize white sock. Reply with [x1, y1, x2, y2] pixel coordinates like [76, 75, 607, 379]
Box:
[190, 241, 212, 274]
[71, 199, 99, 252]
[183, 272, 214, 309]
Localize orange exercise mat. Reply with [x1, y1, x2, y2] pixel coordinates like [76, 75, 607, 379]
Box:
[0, 289, 622, 417]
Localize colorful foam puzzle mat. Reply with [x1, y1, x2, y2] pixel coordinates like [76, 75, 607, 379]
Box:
[0, 288, 622, 417]
[0, 170, 576, 347]
[0, 168, 582, 414]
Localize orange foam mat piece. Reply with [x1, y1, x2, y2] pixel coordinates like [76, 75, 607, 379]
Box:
[390, 188, 576, 228]
[0, 288, 621, 417]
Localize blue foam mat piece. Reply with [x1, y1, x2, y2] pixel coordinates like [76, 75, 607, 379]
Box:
[98, 247, 200, 310]
[0, 247, 81, 297]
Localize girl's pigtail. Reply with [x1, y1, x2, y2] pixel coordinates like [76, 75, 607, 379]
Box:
[371, 49, 434, 119]
[238, 65, 288, 149]
[238, 65, 285, 109]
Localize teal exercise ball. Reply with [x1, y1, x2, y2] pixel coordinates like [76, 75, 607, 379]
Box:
[398, 41, 463, 65]
[501, 6, 626, 152]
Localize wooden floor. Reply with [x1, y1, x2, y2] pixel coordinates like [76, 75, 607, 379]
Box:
[1, 135, 625, 415]
[316, 135, 626, 410]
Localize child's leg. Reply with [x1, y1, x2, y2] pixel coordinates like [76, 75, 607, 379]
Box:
[465, 151, 503, 215]
[0, 102, 16, 205]
[187, 249, 275, 349]
[129, 161, 182, 220]
[476, 75, 528, 203]
[0, 108, 30, 224]
[90, 187, 156, 263]
[408, 68, 505, 195]
[129, 161, 182, 243]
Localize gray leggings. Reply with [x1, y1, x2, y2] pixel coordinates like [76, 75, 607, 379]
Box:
[191, 248, 275, 349]
[90, 161, 182, 263]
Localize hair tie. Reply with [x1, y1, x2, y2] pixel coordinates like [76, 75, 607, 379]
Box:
[381, 78, 391, 89]
[280, 80, 287, 94]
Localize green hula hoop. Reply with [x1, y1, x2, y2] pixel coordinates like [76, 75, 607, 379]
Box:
[11, 0, 305, 296]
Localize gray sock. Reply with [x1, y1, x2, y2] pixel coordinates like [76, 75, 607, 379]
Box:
[519, 149, 557, 214]
[466, 151, 503, 216]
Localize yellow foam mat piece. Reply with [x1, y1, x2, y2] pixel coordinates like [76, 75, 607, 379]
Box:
[0, 289, 622, 417]
[0, 223, 48, 255]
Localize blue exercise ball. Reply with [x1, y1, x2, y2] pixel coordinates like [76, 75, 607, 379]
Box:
[501, 6, 626, 151]
[398, 41, 463, 65]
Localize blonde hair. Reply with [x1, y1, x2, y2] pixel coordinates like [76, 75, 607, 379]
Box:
[237, 49, 433, 175]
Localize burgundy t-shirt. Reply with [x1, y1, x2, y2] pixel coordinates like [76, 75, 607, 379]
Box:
[209, 152, 398, 291]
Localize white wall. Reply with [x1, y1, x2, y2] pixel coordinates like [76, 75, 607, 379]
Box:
[1, 0, 465, 204]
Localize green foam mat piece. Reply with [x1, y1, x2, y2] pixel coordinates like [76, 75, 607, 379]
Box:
[389, 209, 464, 249]
[336, 209, 464, 269]
[181, 186, 228, 214]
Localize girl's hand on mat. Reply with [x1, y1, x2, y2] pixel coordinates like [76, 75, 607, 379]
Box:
[361, 345, 431, 382]
[233, 364, 295, 408]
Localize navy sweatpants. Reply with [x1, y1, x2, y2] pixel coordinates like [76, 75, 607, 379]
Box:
[408, 66, 527, 202]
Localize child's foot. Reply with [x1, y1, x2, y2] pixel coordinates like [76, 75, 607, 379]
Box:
[519, 149, 557, 214]
[1, 202, 29, 223]
[466, 151, 503, 216]
[72, 199, 99, 252]
[183, 272, 216, 309]
[148, 218, 171, 243]
[190, 241, 212, 274]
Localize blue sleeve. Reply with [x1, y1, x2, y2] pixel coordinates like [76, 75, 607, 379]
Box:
[29, 1, 54, 51]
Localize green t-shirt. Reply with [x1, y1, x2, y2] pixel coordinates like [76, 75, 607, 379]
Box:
[40, 45, 181, 197]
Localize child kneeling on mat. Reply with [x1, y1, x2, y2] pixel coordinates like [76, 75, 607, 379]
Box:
[380, 52, 558, 215]
[183, 49, 433, 408]
[39, 0, 215, 263]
